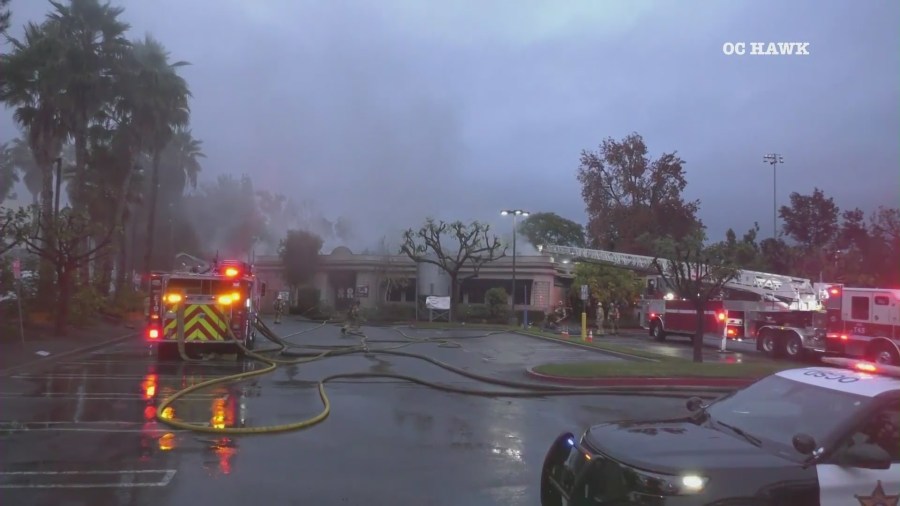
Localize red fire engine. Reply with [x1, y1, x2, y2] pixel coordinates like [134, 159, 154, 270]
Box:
[541, 245, 826, 358]
[145, 256, 265, 360]
[822, 284, 900, 365]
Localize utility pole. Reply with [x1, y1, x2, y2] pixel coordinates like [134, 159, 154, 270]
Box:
[501, 209, 529, 326]
[763, 153, 784, 239]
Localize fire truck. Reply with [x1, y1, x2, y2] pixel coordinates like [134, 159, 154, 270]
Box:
[821, 284, 900, 365]
[541, 245, 828, 358]
[145, 255, 265, 360]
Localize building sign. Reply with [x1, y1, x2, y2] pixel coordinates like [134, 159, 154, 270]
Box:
[580, 284, 589, 301]
[426, 296, 450, 310]
[357, 285, 369, 298]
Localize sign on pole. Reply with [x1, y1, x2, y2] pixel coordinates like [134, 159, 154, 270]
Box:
[12, 258, 21, 280]
[580, 284, 589, 301]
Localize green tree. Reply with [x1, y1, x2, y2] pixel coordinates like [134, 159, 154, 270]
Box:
[571, 262, 642, 308]
[484, 286, 509, 322]
[577, 132, 701, 254]
[651, 231, 739, 363]
[0, 143, 18, 202]
[869, 206, 900, 287]
[6, 138, 41, 205]
[779, 187, 839, 278]
[709, 223, 766, 271]
[279, 229, 323, 299]
[517, 212, 585, 249]
[0, 21, 70, 302]
[0, 207, 25, 255]
[132, 35, 191, 273]
[400, 219, 506, 321]
[0, 0, 11, 34]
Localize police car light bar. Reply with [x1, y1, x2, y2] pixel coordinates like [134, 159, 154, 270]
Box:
[821, 357, 900, 379]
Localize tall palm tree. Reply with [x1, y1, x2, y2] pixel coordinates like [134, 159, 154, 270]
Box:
[0, 143, 18, 203]
[0, 21, 69, 302]
[127, 35, 191, 274]
[158, 127, 203, 266]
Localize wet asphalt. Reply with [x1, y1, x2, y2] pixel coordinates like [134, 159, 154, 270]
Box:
[0, 319, 693, 506]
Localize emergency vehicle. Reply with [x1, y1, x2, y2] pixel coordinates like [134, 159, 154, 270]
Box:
[541, 245, 827, 357]
[541, 357, 900, 505]
[145, 257, 264, 360]
[822, 284, 900, 366]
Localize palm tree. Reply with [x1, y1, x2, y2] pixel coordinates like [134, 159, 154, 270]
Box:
[47, 0, 131, 285]
[127, 35, 191, 274]
[158, 127, 204, 266]
[0, 21, 69, 302]
[8, 137, 42, 205]
[0, 143, 18, 202]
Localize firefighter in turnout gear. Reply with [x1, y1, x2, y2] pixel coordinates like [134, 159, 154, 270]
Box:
[273, 296, 286, 324]
[341, 300, 361, 335]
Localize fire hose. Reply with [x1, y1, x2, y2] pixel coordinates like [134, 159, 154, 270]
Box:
[155, 316, 727, 435]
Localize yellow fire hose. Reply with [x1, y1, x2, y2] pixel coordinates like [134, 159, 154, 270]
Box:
[155, 314, 727, 435]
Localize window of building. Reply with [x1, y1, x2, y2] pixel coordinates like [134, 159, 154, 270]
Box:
[875, 295, 890, 306]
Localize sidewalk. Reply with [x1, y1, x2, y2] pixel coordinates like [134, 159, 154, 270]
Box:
[0, 320, 139, 375]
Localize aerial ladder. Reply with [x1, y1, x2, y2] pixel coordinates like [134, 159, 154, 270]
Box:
[540, 244, 821, 310]
[540, 244, 829, 359]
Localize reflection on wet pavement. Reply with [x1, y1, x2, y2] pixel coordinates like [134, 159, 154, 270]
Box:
[0, 321, 695, 505]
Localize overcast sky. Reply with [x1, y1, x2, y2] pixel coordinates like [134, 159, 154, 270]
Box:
[3, 0, 898, 252]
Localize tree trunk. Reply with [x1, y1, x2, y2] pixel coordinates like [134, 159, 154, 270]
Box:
[114, 226, 128, 298]
[75, 131, 91, 288]
[693, 300, 705, 363]
[450, 275, 460, 323]
[54, 266, 72, 336]
[142, 151, 162, 275]
[37, 164, 56, 305]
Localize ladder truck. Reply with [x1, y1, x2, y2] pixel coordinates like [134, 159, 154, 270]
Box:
[540, 244, 828, 359]
[821, 284, 900, 365]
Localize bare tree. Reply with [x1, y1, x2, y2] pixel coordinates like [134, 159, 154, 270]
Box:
[371, 235, 408, 302]
[400, 219, 506, 321]
[13, 205, 115, 334]
[651, 233, 738, 362]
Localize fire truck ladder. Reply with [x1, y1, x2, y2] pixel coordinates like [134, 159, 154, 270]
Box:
[173, 252, 213, 274]
[540, 244, 820, 310]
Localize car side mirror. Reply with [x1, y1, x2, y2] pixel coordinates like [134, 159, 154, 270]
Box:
[685, 397, 705, 412]
[842, 443, 891, 470]
[792, 433, 817, 455]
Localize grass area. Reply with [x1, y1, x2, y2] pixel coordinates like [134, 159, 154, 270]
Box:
[518, 329, 671, 361]
[409, 321, 515, 330]
[533, 360, 797, 379]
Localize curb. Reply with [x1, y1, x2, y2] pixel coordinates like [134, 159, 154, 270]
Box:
[513, 331, 658, 363]
[525, 367, 756, 388]
[0, 332, 138, 377]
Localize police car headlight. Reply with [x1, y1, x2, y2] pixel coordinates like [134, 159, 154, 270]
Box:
[629, 468, 708, 495]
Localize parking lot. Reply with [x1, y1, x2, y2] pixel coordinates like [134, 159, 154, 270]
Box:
[0, 319, 697, 506]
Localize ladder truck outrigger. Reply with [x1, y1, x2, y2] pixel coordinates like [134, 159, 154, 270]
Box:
[540, 244, 830, 360]
[144, 253, 266, 361]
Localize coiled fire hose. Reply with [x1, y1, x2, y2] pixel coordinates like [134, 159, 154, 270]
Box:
[156, 316, 724, 435]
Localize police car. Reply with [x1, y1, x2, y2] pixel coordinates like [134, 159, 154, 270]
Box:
[540, 357, 900, 505]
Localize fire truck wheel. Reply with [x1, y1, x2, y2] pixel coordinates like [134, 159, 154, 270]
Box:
[758, 330, 776, 357]
[782, 334, 803, 360]
[867, 342, 900, 366]
[650, 321, 666, 342]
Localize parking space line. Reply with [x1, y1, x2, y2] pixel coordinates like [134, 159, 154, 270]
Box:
[0, 469, 177, 489]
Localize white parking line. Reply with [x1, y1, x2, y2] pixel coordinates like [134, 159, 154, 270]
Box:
[0, 469, 177, 489]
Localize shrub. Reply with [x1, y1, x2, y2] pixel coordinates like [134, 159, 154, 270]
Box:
[365, 303, 416, 322]
[70, 286, 106, 327]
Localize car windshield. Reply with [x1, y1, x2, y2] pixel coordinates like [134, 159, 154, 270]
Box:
[705, 375, 872, 460]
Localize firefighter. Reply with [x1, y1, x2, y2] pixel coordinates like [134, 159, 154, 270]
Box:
[609, 301, 620, 335]
[341, 300, 361, 335]
[273, 296, 285, 324]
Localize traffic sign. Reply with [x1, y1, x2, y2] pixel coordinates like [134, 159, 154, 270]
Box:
[12, 258, 21, 280]
[580, 284, 589, 301]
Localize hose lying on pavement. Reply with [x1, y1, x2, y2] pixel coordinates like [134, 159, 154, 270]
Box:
[156, 318, 728, 435]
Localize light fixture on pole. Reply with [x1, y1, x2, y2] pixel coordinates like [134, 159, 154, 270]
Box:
[763, 153, 784, 239]
[500, 209, 529, 325]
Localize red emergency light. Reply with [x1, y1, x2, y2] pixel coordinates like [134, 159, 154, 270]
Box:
[147, 326, 160, 340]
[717, 312, 726, 322]
[224, 267, 240, 278]
[829, 287, 840, 295]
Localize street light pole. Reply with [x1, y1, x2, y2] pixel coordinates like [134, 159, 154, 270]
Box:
[501, 209, 529, 326]
[763, 153, 784, 239]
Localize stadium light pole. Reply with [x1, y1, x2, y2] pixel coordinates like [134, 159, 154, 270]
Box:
[763, 153, 784, 239]
[501, 209, 529, 325]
